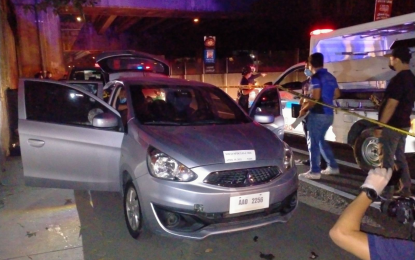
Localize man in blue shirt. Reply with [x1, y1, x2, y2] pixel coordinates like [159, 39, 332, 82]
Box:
[298, 52, 340, 179]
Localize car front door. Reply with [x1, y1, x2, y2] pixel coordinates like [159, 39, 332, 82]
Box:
[18, 79, 124, 191]
[249, 86, 285, 140]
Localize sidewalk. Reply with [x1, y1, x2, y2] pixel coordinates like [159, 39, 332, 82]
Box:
[0, 156, 83, 260]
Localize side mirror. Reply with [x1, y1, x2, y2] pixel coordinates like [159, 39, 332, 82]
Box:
[92, 112, 119, 128]
[253, 112, 274, 124]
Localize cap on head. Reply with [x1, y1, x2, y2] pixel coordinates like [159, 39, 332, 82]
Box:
[391, 47, 412, 64]
[241, 65, 252, 76]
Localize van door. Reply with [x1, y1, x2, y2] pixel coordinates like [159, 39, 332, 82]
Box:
[18, 79, 124, 191]
[249, 86, 284, 140]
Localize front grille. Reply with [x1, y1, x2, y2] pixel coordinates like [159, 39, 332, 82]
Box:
[203, 166, 282, 187]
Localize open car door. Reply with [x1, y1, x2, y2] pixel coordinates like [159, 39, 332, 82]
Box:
[18, 79, 124, 191]
[249, 86, 285, 140]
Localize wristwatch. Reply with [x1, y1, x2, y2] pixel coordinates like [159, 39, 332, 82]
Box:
[360, 187, 378, 201]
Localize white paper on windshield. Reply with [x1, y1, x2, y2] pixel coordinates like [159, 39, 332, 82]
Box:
[223, 150, 256, 163]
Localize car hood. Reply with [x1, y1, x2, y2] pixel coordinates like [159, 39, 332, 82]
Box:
[141, 122, 284, 168]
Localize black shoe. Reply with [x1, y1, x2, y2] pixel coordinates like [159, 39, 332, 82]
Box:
[301, 160, 310, 166]
[394, 188, 412, 197]
[320, 162, 327, 170]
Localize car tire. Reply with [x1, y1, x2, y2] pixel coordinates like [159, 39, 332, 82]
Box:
[124, 181, 142, 238]
[353, 128, 381, 171]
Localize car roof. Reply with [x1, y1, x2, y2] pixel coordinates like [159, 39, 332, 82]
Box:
[96, 50, 168, 65]
[120, 76, 215, 88]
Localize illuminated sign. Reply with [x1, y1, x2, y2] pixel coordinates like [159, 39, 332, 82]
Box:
[374, 0, 393, 21]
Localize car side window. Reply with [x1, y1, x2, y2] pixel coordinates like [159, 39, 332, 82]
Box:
[254, 89, 281, 117]
[24, 81, 120, 130]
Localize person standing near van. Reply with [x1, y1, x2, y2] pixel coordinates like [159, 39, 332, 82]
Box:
[375, 47, 415, 198]
[299, 70, 327, 169]
[298, 53, 340, 179]
[248, 65, 266, 85]
[238, 65, 254, 112]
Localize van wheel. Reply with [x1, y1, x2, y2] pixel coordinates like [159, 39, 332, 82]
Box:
[353, 129, 381, 171]
[124, 181, 142, 238]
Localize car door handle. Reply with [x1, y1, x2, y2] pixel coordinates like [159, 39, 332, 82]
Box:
[28, 139, 45, 147]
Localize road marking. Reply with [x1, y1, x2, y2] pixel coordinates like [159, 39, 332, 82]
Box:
[299, 175, 380, 210]
[292, 147, 415, 184]
[292, 147, 360, 169]
[294, 147, 415, 207]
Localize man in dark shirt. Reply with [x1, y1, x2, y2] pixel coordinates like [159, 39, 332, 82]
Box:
[375, 47, 415, 198]
[247, 65, 266, 85]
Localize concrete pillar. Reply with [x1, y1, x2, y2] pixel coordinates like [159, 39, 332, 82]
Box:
[14, 1, 65, 79]
[0, 0, 19, 159]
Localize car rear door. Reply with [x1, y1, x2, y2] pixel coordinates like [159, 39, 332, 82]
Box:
[249, 86, 285, 140]
[18, 79, 124, 192]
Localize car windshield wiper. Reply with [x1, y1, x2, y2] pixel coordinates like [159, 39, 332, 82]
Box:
[143, 121, 181, 126]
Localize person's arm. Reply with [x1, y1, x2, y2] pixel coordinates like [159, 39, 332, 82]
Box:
[298, 88, 320, 117]
[250, 74, 262, 80]
[374, 98, 399, 137]
[329, 168, 392, 260]
[334, 87, 341, 99]
[329, 193, 371, 260]
[378, 98, 399, 126]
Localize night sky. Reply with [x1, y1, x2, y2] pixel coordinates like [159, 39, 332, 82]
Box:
[149, 0, 415, 58]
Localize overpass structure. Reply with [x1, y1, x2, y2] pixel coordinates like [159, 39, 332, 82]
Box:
[11, 0, 257, 78]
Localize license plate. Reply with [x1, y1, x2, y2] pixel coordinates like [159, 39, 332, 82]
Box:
[229, 192, 270, 214]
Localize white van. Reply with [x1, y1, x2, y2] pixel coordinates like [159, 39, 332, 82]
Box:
[276, 12, 415, 170]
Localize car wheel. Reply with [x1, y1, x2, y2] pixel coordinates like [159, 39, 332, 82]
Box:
[124, 181, 142, 238]
[353, 128, 381, 171]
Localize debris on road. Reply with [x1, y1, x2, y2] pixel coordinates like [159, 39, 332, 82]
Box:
[26, 231, 36, 237]
[259, 252, 275, 260]
[205, 248, 213, 253]
[253, 235, 258, 242]
[309, 251, 318, 259]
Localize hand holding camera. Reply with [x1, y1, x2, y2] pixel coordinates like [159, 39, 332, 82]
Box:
[361, 168, 392, 195]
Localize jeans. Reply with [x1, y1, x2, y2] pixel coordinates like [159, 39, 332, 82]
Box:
[302, 117, 326, 165]
[379, 127, 411, 191]
[306, 113, 338, 173]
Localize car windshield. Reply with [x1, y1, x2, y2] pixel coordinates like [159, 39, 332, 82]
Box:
[130, 84, 251, 125]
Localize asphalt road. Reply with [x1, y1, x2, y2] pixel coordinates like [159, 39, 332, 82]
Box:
[0, 134, 414, 260]
[0, 185, 359, 260]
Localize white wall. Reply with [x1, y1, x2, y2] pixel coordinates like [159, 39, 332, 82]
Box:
[172, 72, 282, 99]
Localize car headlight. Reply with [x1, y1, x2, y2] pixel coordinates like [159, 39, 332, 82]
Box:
[283, 142, 294, 170]
[147, 148, 197, 182]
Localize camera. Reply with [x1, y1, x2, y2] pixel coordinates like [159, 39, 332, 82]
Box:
[381, 197, 415, 225]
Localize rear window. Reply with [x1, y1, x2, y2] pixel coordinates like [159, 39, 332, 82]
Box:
[99, 57, 170, 76]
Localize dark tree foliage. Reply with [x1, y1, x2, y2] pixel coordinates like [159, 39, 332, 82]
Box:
[23, 0, 98, 15]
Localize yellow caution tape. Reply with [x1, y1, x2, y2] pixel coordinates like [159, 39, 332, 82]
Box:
[216, 85, 415, 137]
